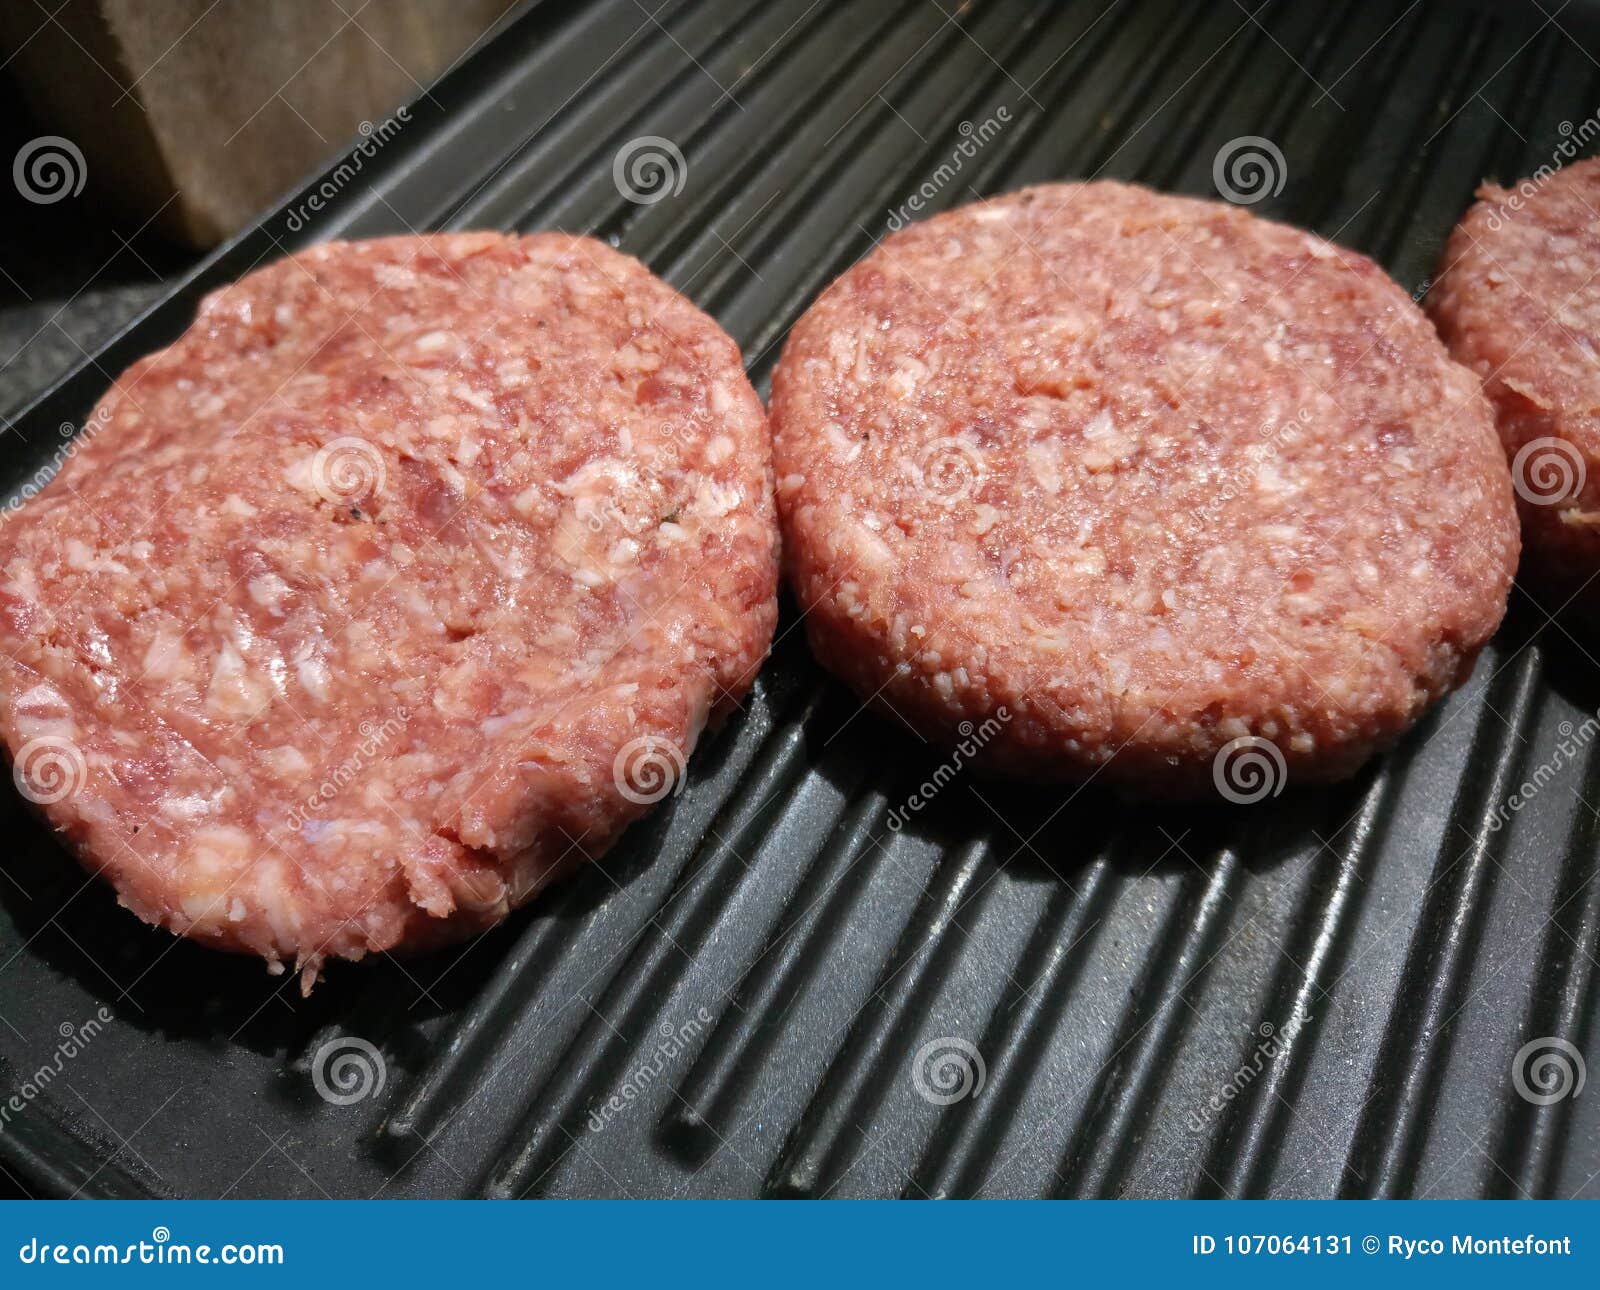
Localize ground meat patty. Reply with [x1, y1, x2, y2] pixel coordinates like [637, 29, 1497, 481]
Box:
[0, 232, 777, 986]
[1430, 156, 1600, 613]
[770, 182, 1517, 796]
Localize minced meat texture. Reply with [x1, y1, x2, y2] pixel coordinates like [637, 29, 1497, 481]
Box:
[0, 232, 778, 986]
[770, 182, 1517, 795]
[1430, 155, 1600, 614]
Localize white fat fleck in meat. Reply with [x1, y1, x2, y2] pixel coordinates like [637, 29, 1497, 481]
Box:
[247, 573, 292, 615]
[820, 422, 861, 463]
[263, 745, 312, 778]
[372, 263, 419, 289]
[205, 641, 274, 719]
[556, 457, 639, 500]
[1026, 439, 1066, 494]
[451, 382, 494, 414]
[1253, 461, 1288, 495]
[162, 793, 217, 821]
[512, 484, 547, 519]
[296, 655, 332, 702]
[479, 540, 530, 582]
[63, 539, 129, 575]
[696, 480, 742, 518]
[886, 356, 930, 399]
[843, 522, 894, 571]
[281, 454, 320, 495]
[141, 630, 187, 683]
[12, 683, 75, 740]
[408, 329, 457, 355]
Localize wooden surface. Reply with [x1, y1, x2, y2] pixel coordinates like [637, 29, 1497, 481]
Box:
[0, 0, 519, 247]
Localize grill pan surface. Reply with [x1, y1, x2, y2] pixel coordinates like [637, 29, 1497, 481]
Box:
[1, 0, 1599, 1200]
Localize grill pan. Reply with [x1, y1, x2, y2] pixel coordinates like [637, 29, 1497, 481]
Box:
[1, 0, 1599, 1200]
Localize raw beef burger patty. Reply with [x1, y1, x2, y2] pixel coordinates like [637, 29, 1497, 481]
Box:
[770, 183, 1517, 795]
[1431, 156, 1600, 612]
[0, 232, 777, 985]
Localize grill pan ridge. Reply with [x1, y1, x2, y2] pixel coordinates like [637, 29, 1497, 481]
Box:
[0, 0, 1598, 1200]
